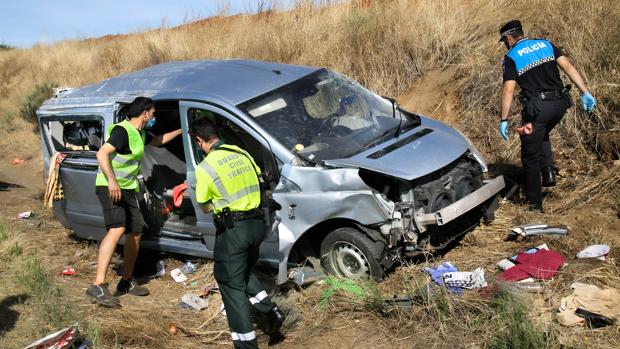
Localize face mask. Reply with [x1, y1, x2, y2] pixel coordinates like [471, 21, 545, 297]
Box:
[145, 117, 156, 129]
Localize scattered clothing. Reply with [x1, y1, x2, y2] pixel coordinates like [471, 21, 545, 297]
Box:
[576, 244, 610, 261]
[557, 283, 620, 327]
[44, 152, 67, 208]
[172, 182, 189, 208]
[500, 249, 564, 281]
[24, 323, 79, 349]
[442, 268, 487, 289]
[424, 262, 461, 294]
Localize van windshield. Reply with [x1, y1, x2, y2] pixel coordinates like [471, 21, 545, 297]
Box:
[238, 69, 420, 162]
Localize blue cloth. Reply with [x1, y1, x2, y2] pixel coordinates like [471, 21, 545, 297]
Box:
[423, 262, 461, 295]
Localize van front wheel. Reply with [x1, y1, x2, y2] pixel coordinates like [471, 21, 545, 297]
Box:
[320, 227, 384, 280]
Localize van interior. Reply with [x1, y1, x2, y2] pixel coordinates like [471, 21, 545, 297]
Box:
[43, 100, 279, 240]
[132, 101, 278, 240]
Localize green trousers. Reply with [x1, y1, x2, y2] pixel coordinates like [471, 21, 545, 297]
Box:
[214, 218, 274, 349]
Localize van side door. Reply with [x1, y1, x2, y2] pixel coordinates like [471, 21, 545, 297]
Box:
[179, 101, 280, 257]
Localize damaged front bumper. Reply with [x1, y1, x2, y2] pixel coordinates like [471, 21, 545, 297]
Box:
[414, 176, 505, 227]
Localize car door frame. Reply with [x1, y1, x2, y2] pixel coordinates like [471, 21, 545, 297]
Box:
[179, 101, 282, 255]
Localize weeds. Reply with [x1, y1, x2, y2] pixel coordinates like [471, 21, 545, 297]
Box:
[18, 82, 56, 127]
[0, 223, 8, 242]
[489, 294, 554, 349]
[7, 242, 22, 257]
[17, 256, 77, 328]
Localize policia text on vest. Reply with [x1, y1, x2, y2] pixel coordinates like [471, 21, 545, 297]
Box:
[497, 20, 597, 212]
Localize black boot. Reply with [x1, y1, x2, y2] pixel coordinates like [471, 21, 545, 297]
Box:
[265, 305, 285, 335]
[541, 166, 556, 187]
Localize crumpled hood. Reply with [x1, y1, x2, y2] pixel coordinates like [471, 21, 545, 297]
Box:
[323, 117, 470, 181]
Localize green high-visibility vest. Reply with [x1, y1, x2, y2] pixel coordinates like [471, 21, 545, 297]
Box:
[195, 143, 262, 214]
[95, 120, 146, 191]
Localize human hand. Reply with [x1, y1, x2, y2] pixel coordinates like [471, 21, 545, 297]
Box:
[499, 120, 509, 141]
[516, 122, 532, 135]
[581, 92, 596, 112]
[108, 180, 122, 203]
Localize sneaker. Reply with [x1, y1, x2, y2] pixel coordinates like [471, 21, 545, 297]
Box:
[116, 278, 150, 296]
[86, 284, 120, 307]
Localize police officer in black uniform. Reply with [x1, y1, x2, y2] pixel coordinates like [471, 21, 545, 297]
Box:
[498, 20, 597, 211]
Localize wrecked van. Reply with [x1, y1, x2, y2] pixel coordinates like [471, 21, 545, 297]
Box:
[37, 60, 504, 283]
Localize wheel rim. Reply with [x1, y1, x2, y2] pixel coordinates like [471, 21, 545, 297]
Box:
[328, 241, 371, 278]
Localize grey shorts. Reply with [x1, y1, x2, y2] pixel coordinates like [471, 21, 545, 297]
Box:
[96, 186, 144, 233]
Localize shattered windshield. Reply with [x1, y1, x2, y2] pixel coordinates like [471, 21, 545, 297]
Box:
[238, 69, 419, 162]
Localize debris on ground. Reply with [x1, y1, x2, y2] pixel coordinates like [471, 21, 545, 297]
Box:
[18, 211, 32, 219]
[288, 266, 326, 286]
[557, 282, 620, 327]
[442, 267, 487, 289]
[576, 244, 610, 261]
[171, 268, 188, 283]
[499, 248, 565, 282]
[24, 323, 79, 349]
[179, 292, 209, 310]
[423, 261, 461, 294]
[507, 223, 568, 240]
[61, 267, 77, 276]
[10, 157, 27, 166]
[182, 261, 197, 273]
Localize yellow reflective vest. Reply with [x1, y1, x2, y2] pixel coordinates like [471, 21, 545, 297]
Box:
[95, 120, 145, 191]
[195, 143, 261, 214]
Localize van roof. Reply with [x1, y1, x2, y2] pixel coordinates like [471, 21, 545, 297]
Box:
[39, 59, 319, 111]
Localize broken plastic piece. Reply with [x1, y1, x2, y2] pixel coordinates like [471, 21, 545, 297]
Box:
[509, 224, 568, 238]
[288, 266, 326, 286]
[25, 323, 79, 349]
[576, 244, 610, 261]
[170, 268, 188, 283]
[18, 211, 32, 219]
[575, 308, 615, 329]
[180, 293, 209, 310]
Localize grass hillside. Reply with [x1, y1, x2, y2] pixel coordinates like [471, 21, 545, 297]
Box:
[0, 1, 619, 348]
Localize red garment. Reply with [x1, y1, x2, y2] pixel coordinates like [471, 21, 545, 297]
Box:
[172, 183, 189, 208]
[500, 249, 564, 281]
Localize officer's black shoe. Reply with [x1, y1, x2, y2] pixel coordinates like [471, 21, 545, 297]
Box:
[541, 166, 556, 187]
[267, 331, 286, 346]
[261, 305, 285, 336]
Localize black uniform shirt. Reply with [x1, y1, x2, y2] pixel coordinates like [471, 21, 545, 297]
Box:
[502, 38, 565, 95]
[106, 126, 152, 155]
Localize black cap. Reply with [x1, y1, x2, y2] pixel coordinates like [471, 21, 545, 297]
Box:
[499, 20, 522, 42]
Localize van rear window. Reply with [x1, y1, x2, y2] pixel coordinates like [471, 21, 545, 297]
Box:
[41, 118, 103, 152]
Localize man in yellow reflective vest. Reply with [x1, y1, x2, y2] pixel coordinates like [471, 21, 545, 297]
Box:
[191, 117, 285, 349]
[87, 97, 181, 307]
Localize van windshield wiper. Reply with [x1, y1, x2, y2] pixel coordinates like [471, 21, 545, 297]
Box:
[383, 95, 403, 138]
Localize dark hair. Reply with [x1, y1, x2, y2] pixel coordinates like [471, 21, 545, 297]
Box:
[119, 97, 154, 119]
[190, 117, 219, 141]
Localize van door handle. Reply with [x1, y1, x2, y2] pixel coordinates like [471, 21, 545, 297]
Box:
[288, 204, 296, 219]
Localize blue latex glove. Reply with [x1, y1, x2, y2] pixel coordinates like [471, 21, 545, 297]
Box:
[581, 92, 596, 112]
[499, 120, 509, 141]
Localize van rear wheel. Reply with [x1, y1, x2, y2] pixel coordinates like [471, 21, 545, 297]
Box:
[320, 227, 384, 280]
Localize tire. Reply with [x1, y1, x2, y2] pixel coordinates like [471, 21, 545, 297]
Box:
[320, 227, 385, 280]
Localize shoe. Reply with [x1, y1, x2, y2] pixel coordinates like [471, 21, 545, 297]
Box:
[541, 166, 556, 187]
[116, 278, 150, 296]
[265, 305, 285, 335]
[86, 284, 120, 307]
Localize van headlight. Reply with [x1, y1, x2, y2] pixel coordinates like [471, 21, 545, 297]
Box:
[455, 129, 488, 173]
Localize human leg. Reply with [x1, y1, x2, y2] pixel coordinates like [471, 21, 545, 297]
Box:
[94, 227, 125, 285]
[214, 226, 258, 349]
[521, 127, 545, 210]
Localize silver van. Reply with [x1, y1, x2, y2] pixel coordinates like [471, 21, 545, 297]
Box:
[37, 60, 504, 283]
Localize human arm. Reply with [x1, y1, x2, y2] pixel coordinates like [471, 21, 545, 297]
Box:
[148, 129, 182, 147]
[556, 56, 596, 112]
[500, 80, 517, 121]
[96, 143, 121, 202]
